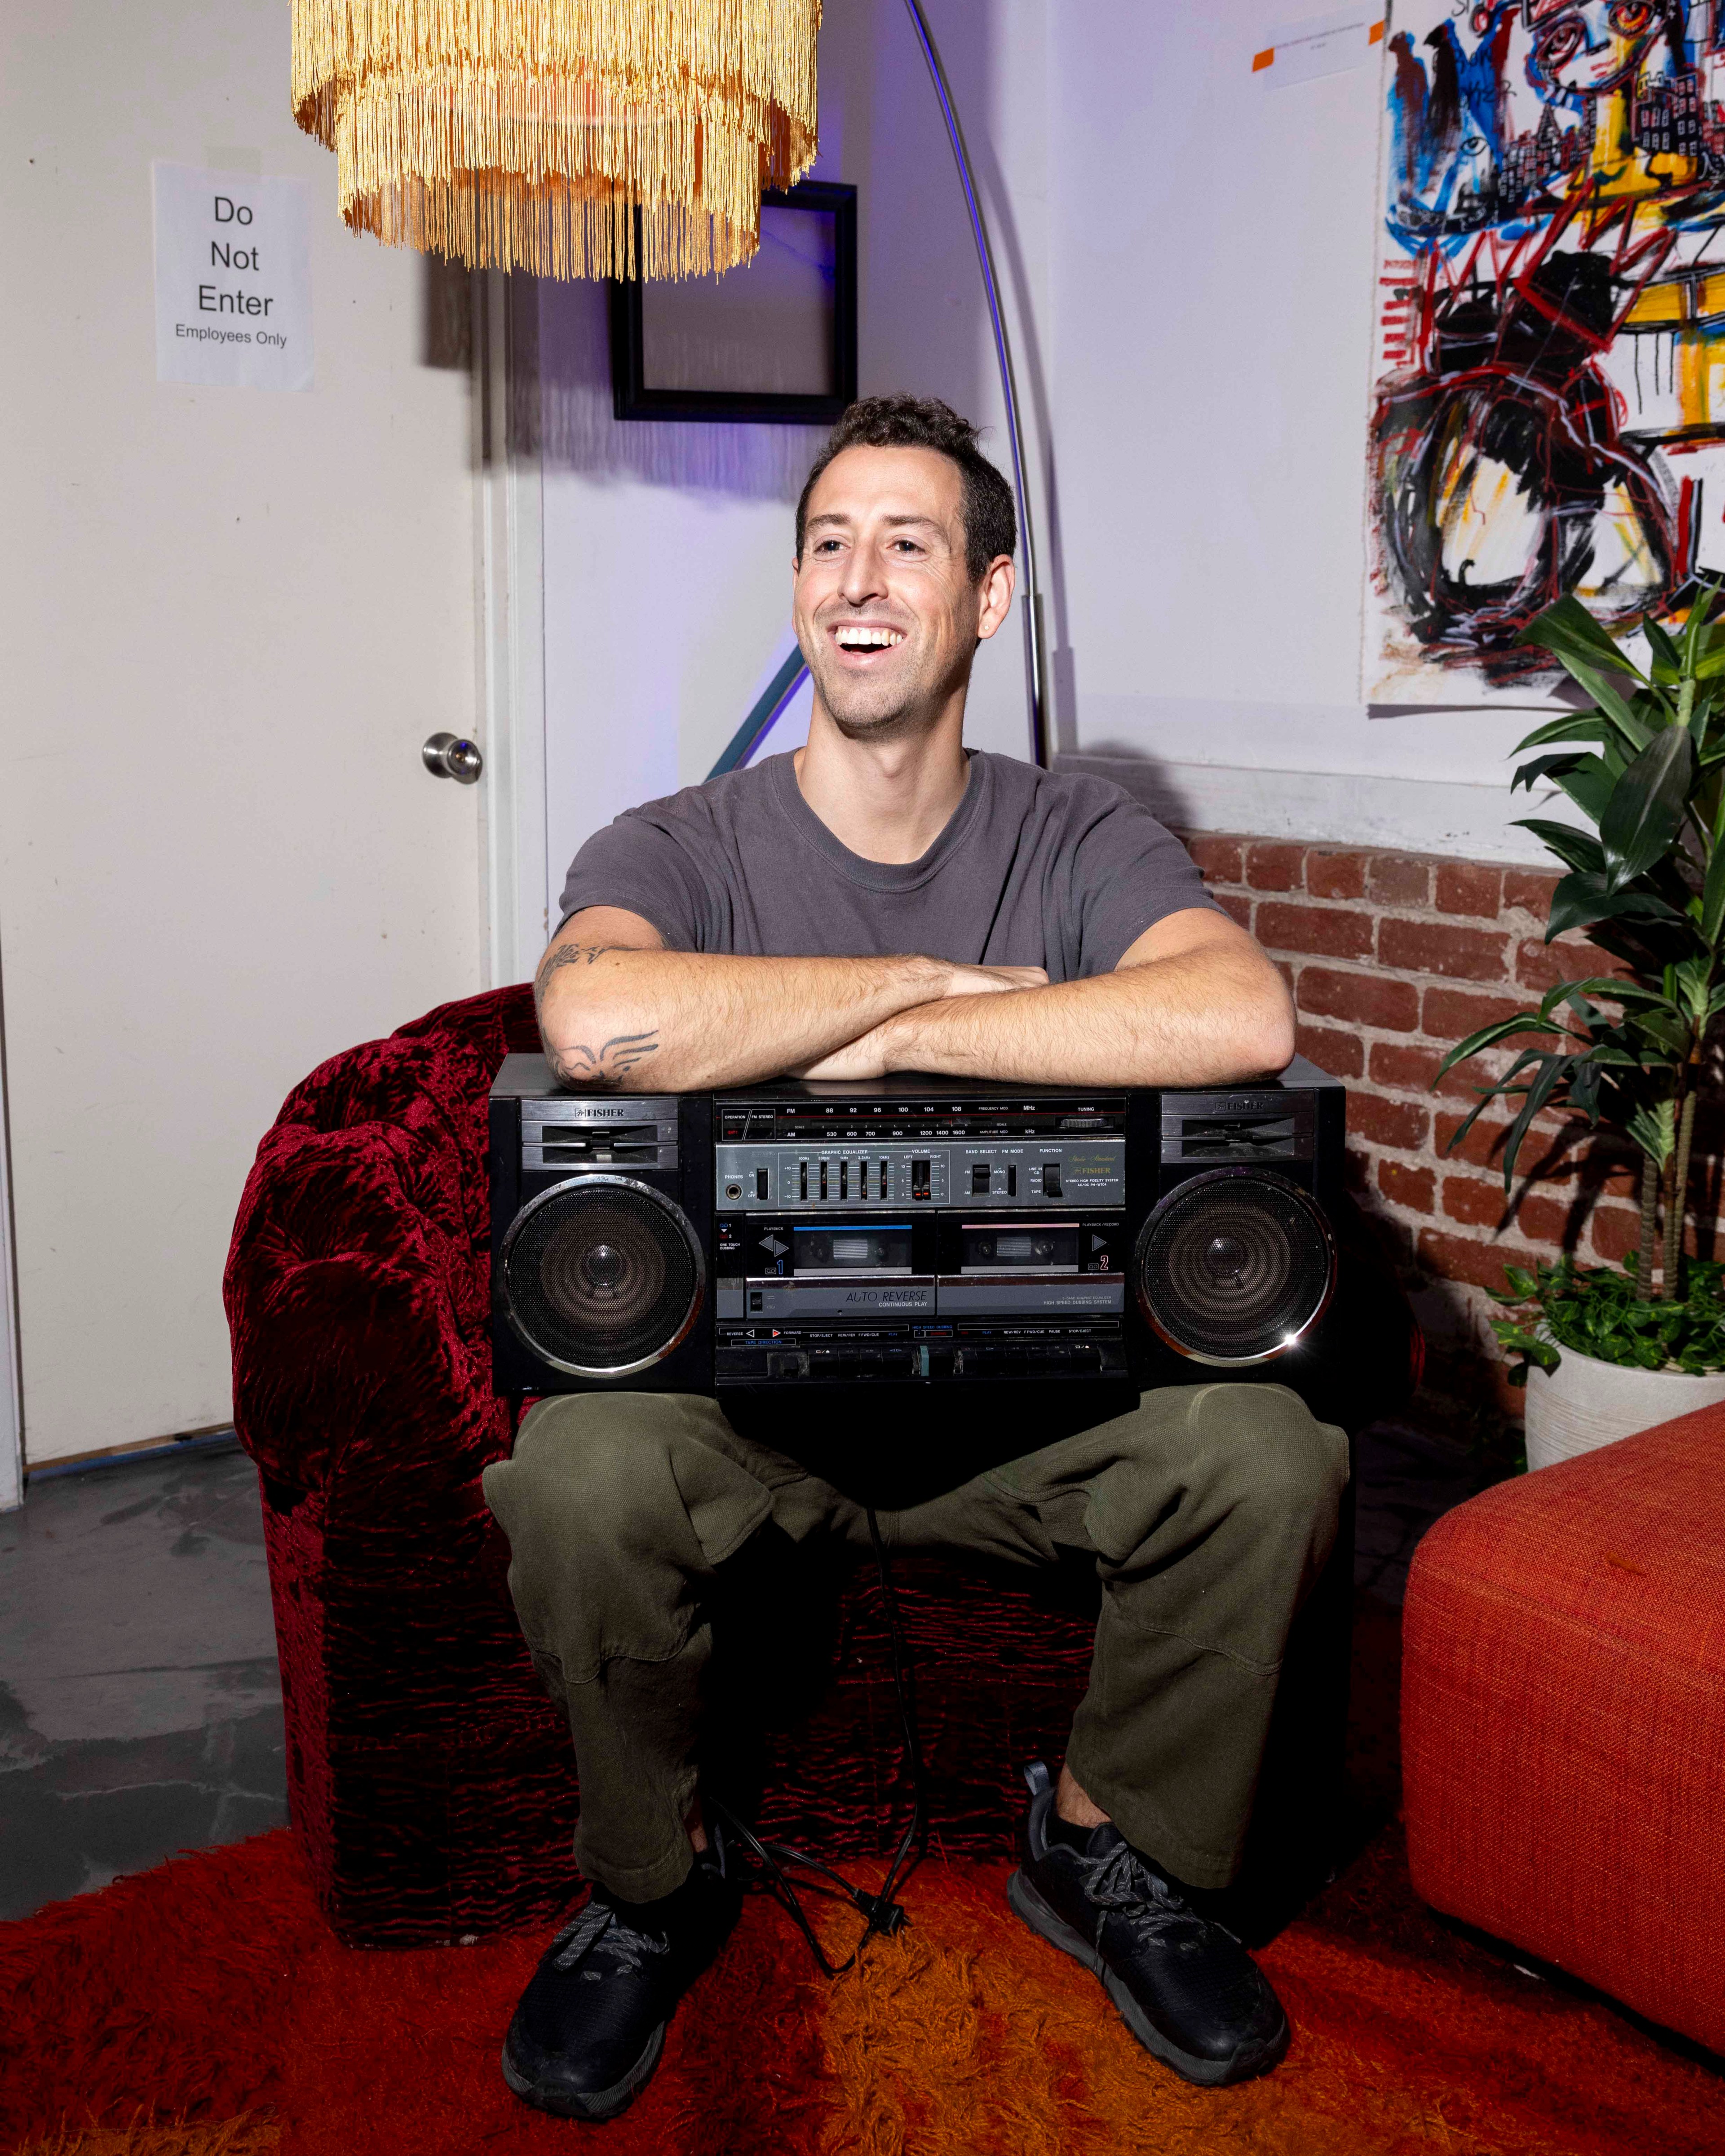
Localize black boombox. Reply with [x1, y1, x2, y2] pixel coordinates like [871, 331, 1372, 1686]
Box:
[488, 1057, 1408, 1461]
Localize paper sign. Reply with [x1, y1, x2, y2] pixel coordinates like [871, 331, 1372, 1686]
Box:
[153, 162, 313, 391]
[1253, 9, 1384, 87]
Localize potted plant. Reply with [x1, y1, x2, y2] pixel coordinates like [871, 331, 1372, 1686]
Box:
[1436, 591, 1725, 1469]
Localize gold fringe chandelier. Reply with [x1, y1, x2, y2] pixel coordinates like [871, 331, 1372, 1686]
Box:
[290, 1, 822, 281]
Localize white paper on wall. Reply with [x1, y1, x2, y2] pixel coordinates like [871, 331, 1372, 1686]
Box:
[153, 162, 313, 392]
[1253, 9, 1384, 89]
[1361, 1, 1725, 706]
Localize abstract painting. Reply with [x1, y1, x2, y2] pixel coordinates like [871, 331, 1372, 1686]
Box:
[1365, 2, 1725, 701]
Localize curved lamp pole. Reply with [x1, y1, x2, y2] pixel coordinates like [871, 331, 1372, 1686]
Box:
[712, 0, 1049, 776]
[900, 0, 1048, 770]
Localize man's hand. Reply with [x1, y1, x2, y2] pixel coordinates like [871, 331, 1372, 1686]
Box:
[798, 912, 1293, 1089]
[793, 962, 1046, 1078]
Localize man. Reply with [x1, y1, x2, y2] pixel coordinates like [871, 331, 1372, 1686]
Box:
[483, 396, 1346, 2122]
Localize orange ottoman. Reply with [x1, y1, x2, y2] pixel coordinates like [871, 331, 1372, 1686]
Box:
[1402, 1404, 1725, 2057]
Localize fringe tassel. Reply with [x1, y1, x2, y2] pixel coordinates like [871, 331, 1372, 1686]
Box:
[290, 0, 821, 278]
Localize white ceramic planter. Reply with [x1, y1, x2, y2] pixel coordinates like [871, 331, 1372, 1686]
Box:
[1523, 1343, 1725, 1470]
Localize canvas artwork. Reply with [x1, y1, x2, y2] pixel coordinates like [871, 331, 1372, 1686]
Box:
[1364, 1, 1725, 703]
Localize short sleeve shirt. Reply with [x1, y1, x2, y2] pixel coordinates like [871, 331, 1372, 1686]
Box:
[557, 750, 1216, 981]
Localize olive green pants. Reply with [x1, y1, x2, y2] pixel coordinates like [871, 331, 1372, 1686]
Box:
[482, 1385, 1347, 1904]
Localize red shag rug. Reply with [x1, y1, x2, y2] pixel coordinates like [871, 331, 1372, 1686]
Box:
[1, 1817, 1720, 2156]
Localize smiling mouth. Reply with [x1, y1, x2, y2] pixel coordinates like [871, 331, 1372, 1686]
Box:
[830, 623, 907, 655]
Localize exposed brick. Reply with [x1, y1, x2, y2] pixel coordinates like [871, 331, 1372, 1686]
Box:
[1296, 1022, 1364, 1079]
[1306, 849, 1368, 900]
[1184, 833, 1242, 884]
[1379, 918, 1509, 983]
[1417, 1228, 1545, 1292]
[1436, 862, 1504, 918]
[1378, 1158, 1435, 1213]
[1368, 1040, 1442, 1093]
[1503, 868, 1559, 917]
[1441, 1174, 1574, 1245]
[1433, 1110, 1511, 1172]
[1213, 891, 1252, 930]
[1298, 967, 1419, 1032]
[1515, 934, 1621, 995]
[1369, 852, 1433, 907]
[1589, 1204, 1644, 1264]
[1433, 1107, 1583, 1173]
[1420, 985, 1547, 1043]
[1349, 1089, 1429, 1150]
[1245, 842, 1305, 892]
[1256, 901, 1373, 961]
[1345, 1145, 1371, 1193]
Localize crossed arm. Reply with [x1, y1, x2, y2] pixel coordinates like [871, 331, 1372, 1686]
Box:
[533, 904, 1294, 1092]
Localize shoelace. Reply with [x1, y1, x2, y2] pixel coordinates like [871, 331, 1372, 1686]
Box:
[549, 1896, 672, 1980]
[1082, 1840, 1215, 1953]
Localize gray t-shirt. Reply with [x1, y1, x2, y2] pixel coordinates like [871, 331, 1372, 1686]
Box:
[557, 750, 1216, 982]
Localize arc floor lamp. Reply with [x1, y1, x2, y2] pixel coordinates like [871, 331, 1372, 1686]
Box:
[710, 0, 1048, 778]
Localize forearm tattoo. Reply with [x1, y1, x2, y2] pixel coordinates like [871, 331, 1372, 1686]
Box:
[551, 1030, 661, 1090]
[532, 941, 629, 1022]
[534, 943, 659, 1089]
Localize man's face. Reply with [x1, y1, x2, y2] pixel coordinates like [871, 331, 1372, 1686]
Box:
[793, 445, 1011, 741]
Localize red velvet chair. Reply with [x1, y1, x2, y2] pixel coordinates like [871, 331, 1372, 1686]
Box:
[229, 988, 1376, 1948]
[1402, 1406, 1725, 2057]
[226, 989, 1102, 1948]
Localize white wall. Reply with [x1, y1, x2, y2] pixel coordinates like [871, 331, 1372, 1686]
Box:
[532, 0, 1551, 928]
[1044, 0, 1549, 860]
[2, 1, 483, 1462]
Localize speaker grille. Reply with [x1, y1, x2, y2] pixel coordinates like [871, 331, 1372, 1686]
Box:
[501, 1176, 703, 1377]
[1135, 1169, 1334, 1365]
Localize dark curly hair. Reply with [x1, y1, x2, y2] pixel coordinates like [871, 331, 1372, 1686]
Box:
[795, 394, 1017, 583]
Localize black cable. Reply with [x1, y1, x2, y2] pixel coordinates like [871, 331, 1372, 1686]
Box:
[706, 1504, 929, 1976]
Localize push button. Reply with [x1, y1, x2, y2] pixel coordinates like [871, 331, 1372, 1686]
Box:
[1041, 1164, 1063, 1198]
[970, 1164, 991, 1195]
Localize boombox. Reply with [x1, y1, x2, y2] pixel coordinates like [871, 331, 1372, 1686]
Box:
[488, 1057, 1408, 1468]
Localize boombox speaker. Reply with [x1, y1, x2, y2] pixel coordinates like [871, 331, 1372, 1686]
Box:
[490, 1056, 1412, 1450]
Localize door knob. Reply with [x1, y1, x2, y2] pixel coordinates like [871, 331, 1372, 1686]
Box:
[422, 732, 483, 784]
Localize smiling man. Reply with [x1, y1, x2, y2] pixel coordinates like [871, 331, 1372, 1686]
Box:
[484, 397, 1346, 2122]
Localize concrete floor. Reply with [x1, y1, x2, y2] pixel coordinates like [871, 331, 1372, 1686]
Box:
[0, 1443, 287, 1921]
[0, 1419, 1487, 1926]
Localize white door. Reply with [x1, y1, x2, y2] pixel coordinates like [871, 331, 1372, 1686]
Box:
[1, 0, 484, 1472]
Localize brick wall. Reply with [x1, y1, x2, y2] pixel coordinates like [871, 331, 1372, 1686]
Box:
[1179, 832, 1645, 1430]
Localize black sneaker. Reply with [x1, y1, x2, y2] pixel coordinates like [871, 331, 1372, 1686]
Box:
[501, 1842, 740, 2121]
[1007, 1760, 1290, 2087]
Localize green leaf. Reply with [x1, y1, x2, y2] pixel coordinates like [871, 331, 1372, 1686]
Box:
[1553, 754, 1618, 826]
[1512, 752, 1590, 795]
[1702, 840, 1725, 945]
[1545, 872, 1683, 941]
[1681, 583, 1721, 674]
[1566, 660, 1657, 751]
[1497, 1054, 1569, 1191]
[1434, 1014, 1558, 1078]
[1545, 975, 1676, 1010]
[1512, 713, 1613, 753]
[1644, 615, 1684, 681]
[1628, 1098, 1676, 1166]
[1511, 819, 1607, 876]
[1518, 595, 1646, 680]
[1598, 726, 1696, 888]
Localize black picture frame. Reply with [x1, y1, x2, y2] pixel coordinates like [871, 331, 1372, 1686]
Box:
[609, 182, 858, 424]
